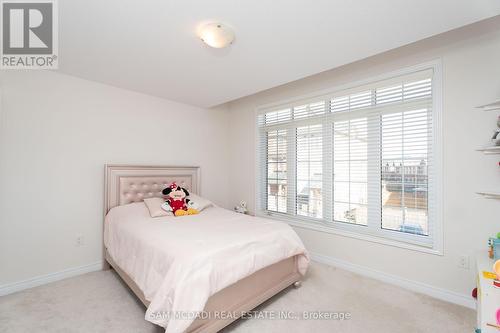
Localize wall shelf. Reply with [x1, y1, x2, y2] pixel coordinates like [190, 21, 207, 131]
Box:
[476, 100, 500, 111]
[476, 191, 500, 199]
[476, 145, 500, 154]
[476, 100, 500, 201]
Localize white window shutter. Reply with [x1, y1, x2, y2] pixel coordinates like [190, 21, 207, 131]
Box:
[256, 66, 437, 248]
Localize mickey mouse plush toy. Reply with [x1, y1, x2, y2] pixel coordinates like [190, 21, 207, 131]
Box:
[162, 182, 199, 216]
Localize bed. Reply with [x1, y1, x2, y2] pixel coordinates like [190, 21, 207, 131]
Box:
[103, 165, 309, 333]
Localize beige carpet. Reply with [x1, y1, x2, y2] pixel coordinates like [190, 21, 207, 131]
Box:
[0, 262, 475, 333]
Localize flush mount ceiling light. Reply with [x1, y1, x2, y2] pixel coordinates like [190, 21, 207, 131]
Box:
[199, 23, 235, 48]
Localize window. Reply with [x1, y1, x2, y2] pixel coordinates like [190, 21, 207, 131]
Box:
[266, 129, 287, 213]
[333, 117, 368, 225]
[296, 124, 323, 218]
[256, 63, 442, 252]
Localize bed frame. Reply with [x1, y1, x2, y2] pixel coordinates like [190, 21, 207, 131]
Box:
[103, 164, 302, 333]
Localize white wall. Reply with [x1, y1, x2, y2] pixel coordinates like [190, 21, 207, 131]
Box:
[226, 18, 500, 300]
[0, 71, 229, 286]
[2, 17, 500, 306]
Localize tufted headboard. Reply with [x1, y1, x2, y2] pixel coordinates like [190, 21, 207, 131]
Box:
[104, 164, 200, 215]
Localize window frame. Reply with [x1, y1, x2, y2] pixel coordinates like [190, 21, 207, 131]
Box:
[254, 60, 443, 255]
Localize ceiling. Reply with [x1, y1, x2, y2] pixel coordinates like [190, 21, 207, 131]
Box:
[58, 0, 500, 107]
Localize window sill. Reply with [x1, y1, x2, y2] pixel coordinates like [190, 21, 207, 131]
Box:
[257, 211, 443, 256]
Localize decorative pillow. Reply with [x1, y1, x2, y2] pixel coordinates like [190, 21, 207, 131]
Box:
[187, 194, 213, 212]
[144, 197, 172, 217]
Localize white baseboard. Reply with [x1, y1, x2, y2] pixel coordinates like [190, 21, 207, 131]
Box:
[310, 252, 475, 309]
[0, 261, 104, 296]
[1, 255, 475, 309]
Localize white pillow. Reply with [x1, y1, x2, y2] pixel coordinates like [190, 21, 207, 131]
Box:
[187, 194, 213, 212]
[144, 197, 172, 217]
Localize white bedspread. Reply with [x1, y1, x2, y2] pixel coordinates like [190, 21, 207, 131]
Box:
[104, 202, 309, 333]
